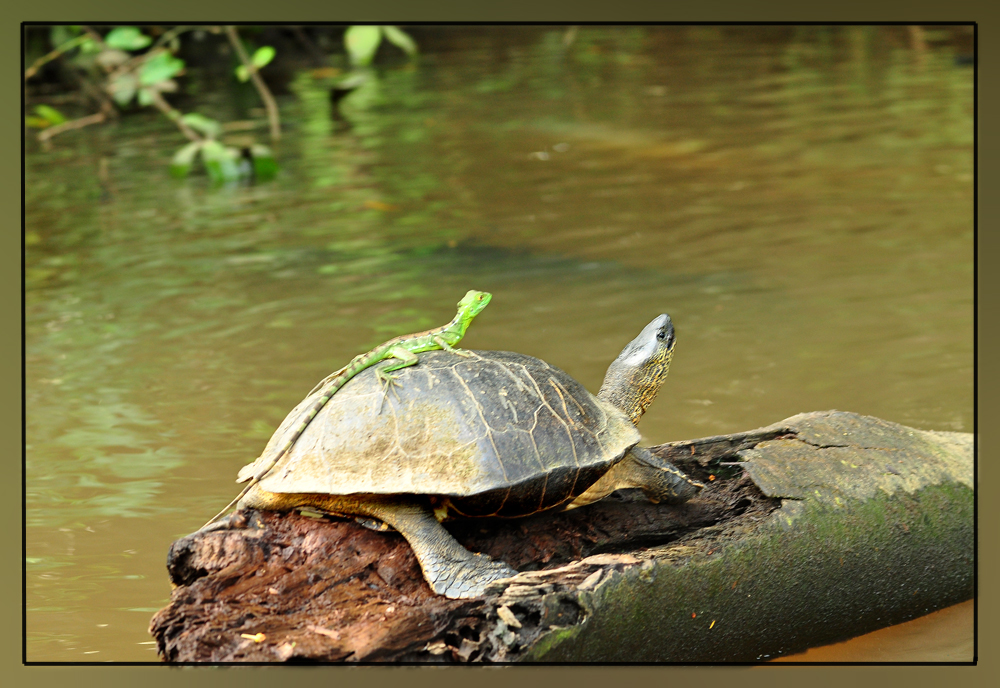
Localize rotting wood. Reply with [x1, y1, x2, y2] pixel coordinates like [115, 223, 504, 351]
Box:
[149, 411, 973, 662]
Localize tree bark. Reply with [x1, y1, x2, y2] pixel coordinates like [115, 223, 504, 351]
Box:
[149, 411, 973, 662]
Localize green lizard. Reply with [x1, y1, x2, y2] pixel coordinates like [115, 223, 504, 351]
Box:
[201, 290, 492, 529]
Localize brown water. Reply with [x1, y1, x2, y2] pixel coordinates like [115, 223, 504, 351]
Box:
[773, 599, 974, 662]
[24, 26, 973, 662]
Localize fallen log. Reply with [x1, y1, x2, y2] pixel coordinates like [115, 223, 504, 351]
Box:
[149, 410, 974, 662]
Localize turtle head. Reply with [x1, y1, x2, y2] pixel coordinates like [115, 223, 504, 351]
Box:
[597, 314, 675, 426]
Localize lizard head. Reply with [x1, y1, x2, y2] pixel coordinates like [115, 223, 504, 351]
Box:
[457, 290, 492, 320]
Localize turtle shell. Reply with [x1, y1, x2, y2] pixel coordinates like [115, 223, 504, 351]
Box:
[237, 350, 640, 517]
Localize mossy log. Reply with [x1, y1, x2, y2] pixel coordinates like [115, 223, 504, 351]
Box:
[149, 411, 973, 662]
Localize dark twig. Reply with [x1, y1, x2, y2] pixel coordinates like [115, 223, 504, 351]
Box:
[147, 89, 203, 143]
[224, 26, 281, 142]
[77, 26, 108, 50]
[24, 34, 91, 82]
[36, 112, 107, 148]
[150, 25, 197, 52]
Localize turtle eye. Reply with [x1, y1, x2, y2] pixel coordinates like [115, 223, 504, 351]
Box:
[656, 330, 666, 340]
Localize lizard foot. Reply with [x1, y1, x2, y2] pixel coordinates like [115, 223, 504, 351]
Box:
[375, 372, 403, 415]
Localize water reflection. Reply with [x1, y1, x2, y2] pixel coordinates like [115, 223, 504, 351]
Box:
[25, 26, 972, 661]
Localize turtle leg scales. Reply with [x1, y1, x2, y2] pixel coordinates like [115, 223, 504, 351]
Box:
[422, 551, 518, 599]
[365, 498, 518, 599]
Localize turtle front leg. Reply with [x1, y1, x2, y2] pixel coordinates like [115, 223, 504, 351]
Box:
[567, 446, 704, 509]
[625, 446, 705, 504]
[366, 498, 518, 599]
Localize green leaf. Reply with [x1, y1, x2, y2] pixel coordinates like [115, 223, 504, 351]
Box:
[180, 113, 222, 139]
[136, 87, 154, 107]
[250, 144, 278, 181]
[169, 141, 202, 178]
[235, 65, 250, 82]
[25, 116, 50, 130]
[200, 141, 241, 184]
[252, 45, 276, 69]
[199, 140, 231, 162]
[107, 72, 138, 106]
[139, 51, 184, 86]
[34, 105, 66, 126]
[382, 26, 417, 56]
[344, 25, 382, 66]
[105, 27, 152, 51]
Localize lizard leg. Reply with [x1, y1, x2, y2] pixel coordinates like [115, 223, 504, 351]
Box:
[376, 346, 420, 383]
[376, 346, 419, 414]
[375, 381, 405, 417]
[433, 336, 471, 357]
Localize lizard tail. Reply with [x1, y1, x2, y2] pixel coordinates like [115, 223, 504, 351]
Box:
[199, 446, 288, 529]
[200, 383, 344, 529]
[200, 484, 254, 530]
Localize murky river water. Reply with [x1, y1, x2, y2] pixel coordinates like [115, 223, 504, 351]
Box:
[25, 26, 973, 662]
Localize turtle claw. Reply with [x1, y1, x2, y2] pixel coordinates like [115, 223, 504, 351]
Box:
[424, 553, 519, 599]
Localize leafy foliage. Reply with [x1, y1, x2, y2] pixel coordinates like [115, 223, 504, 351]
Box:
[26, 25, 281, 184]
[104, 26, 152, 51]
[345, 25, 417, 67]
[25, 104, 67, 129]
[235, 45, 276, 82]
[169, 118, 276, 183]
[180, 112, 222, 139]
[138, 50, 184, 85]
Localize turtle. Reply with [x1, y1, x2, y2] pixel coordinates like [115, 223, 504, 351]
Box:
[215, 314, 702, 599]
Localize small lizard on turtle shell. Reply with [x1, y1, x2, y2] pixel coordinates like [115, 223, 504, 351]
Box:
[201, 290, 492, 528]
